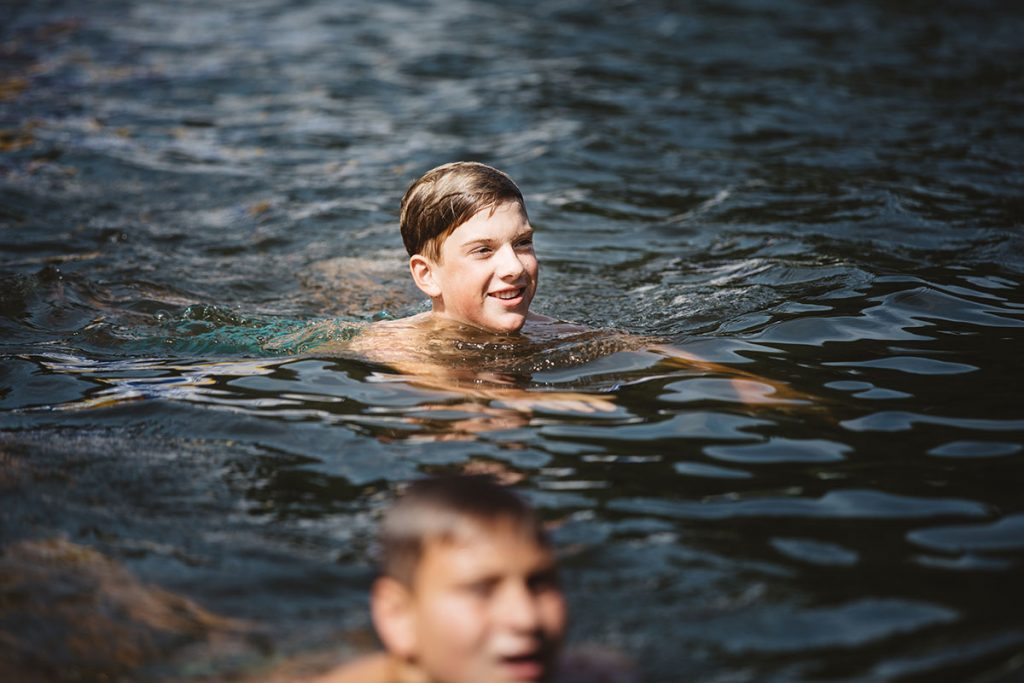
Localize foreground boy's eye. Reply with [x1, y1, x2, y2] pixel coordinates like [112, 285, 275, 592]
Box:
[463, 578, 499, 597]
[527, 569, 560, 593]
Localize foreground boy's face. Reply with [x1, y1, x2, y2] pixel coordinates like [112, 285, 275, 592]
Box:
[429, 202, 538, 334]
[404, 520, 566, 683]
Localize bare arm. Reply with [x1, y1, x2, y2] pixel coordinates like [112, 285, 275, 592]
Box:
[401, 377, 617, 414]
[333, 315, 809, 414]
[652, 343, 813, 406]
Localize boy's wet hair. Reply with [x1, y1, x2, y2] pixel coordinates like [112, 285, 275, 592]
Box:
[378, 475, 548, 587]
[399, 161, 528, 262]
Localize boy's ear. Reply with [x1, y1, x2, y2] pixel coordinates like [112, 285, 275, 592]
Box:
[409, 254, 442, 299]
[371, 576, 418, 660]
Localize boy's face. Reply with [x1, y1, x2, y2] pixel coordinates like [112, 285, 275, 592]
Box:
[386, 520, 566, 683]
[415, 202, 538, 334]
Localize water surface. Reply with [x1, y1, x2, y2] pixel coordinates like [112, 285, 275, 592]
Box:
[2, 0, 1023, 681]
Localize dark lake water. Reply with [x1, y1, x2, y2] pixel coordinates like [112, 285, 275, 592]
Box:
[2, 0, 1023, 681]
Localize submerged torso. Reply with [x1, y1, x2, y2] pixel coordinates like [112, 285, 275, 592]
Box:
[326, 312, 658, 384]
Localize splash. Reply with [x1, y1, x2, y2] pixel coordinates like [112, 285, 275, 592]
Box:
[125, 304, 367, 357]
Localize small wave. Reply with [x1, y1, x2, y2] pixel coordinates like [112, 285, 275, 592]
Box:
[842, 411, 1024, 433]
[907, 514, 1024, 554]
[609, 489, 988, 521]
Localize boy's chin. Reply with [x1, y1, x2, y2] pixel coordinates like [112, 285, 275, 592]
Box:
[484, 313, 529, 335]
[436, 309, 529, 335]
[464, 315, 528, 335]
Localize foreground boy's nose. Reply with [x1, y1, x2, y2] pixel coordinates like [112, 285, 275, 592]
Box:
[494, 580, 543, 631]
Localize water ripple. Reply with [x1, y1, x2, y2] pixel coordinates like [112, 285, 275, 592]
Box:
[770, 538, 859, 567]
[695, 599, 957, 654]
[610, 489, 988, 521]
[3, 0, 1024, 680]
[908, 514, 1024, 554]
[842, 412, 1024, 433]
[824, 356, 978, 375]
[704, 437, 850, 464]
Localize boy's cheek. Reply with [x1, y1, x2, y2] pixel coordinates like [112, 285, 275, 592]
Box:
[423, 593, 487, 636]
[546, 593, 569, 638]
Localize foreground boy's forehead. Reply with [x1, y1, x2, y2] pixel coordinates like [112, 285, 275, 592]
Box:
[430, 515, 543, 547]
[417, 518, 552, 568]
[416, 526, 555, 586]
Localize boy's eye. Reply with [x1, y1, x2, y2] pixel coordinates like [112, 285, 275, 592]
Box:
[464, 579, 498, 597]
[515, 237, 534, 249]
[527, 570, 560, 593]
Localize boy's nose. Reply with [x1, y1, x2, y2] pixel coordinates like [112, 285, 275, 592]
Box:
[495, 581, 542, 632]
[496, 244, 526, 280]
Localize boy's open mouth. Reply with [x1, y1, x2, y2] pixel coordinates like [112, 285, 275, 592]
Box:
[498, 650, 546, 679]
[489, 287, 526, 301]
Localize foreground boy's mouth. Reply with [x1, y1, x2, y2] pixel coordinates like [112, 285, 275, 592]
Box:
[497, 650, 547, 680]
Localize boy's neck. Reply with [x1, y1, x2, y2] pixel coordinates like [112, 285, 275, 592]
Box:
[423, 309, 557, 333]
[391, 656, 432, 683]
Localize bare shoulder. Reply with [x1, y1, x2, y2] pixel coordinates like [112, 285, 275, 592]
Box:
[301, 653, 397, 683]
[344, 312, 434, 364]
[357, 311, 433, 339]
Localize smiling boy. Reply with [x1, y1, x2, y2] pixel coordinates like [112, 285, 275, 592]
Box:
[331, 161, 805, 412]
[399, 162, 543, 335]
[337, 163, 624, 412]
[340, 162, 556, 363]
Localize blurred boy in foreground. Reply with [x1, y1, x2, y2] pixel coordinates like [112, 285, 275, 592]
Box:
[308, 475, 635, 683]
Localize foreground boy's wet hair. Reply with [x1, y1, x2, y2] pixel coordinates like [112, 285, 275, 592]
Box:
[377, 474, 551, 586]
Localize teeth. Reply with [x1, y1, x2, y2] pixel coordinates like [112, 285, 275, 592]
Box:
[493, 289, 521, 300]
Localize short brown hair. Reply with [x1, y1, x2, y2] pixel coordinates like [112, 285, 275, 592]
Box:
[399, 161, 528, 261]
[378, 475, 548, 587]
